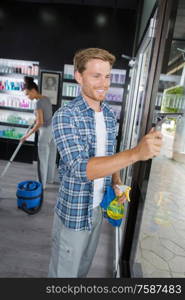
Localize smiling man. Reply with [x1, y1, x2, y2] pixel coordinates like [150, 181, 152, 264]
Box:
[48, 48, 162, 278]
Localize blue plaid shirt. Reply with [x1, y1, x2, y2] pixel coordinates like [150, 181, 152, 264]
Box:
[52, 96, 117, 231]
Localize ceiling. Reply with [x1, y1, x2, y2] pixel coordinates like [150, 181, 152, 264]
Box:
[10, 0, 139, 10]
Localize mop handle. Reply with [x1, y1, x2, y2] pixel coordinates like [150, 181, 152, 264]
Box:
[8, 141, 24, 163]
[0, 123, 34, 178]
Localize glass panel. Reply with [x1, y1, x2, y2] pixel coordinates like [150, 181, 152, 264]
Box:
[120, 31, 155, 185]
[132, 0, 185, 277]
[114, 18, 157, 276]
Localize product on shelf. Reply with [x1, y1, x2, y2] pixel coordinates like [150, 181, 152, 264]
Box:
[62, 82, 80, 97]
[0, 125, 34, 141]
[0, 58, 39, 145]
[64, 64, 74, 79]
[161, 85, 185, 113]
[0, 77, 25, 91]
[111, 69, 126, 85]
[0, 93, 35, 109]
[0, 58, 39, 76]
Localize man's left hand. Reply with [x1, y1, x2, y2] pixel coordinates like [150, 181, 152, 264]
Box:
[113, 184, 127, 204]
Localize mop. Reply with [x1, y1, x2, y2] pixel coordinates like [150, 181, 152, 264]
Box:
[0, 123, 33, 199]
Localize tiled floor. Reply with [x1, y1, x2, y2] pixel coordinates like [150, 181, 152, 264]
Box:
[0, 160, 114, 278]
[133, 129, 185, 277]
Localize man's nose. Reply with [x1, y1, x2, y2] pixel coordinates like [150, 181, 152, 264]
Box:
[100, 77, 109, 87]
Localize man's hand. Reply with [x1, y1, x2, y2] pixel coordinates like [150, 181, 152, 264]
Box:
[112, 184, 127, 204]
[134, 128, 163, 161]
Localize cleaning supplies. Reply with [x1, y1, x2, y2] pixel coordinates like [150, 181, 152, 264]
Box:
[100, 184, 131, 227]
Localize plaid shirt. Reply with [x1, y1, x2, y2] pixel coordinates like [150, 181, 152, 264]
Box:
[52, 95, 117, 231]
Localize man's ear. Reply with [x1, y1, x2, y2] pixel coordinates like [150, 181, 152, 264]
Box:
[74, 71, 82, 85]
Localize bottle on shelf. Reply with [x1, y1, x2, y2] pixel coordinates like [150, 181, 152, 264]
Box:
[0, 58, 38, 150]
[111, 69, 126, 85]
[0, 58, 39, 77]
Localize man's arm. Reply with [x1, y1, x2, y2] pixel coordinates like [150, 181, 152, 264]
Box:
[112, 171, 122, 186]
[86, 129, 162, 180]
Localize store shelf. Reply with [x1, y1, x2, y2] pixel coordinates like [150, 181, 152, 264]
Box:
[0, 58, 39, 163]
[0, 121, 30, 128]
[0, 90, 24, 95]
[110, 83, 125, 88]
[0, 135, 33, 143]
[0, 72, 38, 79]
[62, 78, 76, 83]
[0, 106, 33, 113]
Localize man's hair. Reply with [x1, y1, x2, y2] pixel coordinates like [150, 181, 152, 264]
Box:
[73, 48, 116, 73]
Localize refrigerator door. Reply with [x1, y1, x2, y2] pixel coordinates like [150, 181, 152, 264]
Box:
[114, 17, 157, 277]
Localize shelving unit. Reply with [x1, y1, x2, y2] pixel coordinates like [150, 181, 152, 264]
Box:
[105, 69, 126, 149]
[60, 64, 80, 106]
[0, 58, 39, 163]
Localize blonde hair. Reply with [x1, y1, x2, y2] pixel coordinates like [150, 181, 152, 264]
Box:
[73, 48, 116, 73]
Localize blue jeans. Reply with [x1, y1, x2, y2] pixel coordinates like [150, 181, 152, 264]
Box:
[48, 206, 103, 277]
[38, 126, 57, 189]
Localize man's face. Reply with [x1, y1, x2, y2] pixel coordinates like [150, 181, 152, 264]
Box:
[75, 59, 111, 103]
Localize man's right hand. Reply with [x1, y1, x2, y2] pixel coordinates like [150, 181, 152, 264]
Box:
[87, 128, 163, 181]
[134, 128, 163, 161]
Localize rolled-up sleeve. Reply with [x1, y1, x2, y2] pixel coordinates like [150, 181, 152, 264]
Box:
[52, 108, 91, 183]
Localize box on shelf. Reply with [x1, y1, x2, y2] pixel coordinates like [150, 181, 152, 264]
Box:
[63, 64, 74, 80]
[62, 82, 80, 97]
[106, 87, 124, 102]
[111, 69, 126, 85]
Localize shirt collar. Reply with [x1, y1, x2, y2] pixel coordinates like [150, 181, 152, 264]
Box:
[77, 95, 109, 114]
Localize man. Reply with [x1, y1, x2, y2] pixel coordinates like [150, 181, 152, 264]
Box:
[48, 48, 162, 277]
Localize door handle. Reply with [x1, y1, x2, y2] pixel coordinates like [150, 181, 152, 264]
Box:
[153, 112, 184, 131]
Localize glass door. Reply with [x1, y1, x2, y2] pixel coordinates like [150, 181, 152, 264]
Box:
[129, 0, 185, 277]
[116, 0, 180, 278]
[114, 15, 157, 277]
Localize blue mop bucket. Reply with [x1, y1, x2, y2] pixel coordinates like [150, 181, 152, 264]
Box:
[16, 180, 43, 214]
